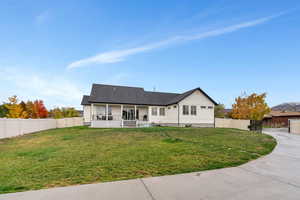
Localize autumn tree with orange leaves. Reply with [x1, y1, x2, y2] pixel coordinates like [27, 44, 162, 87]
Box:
[32, 100, 48, 118]
[231, 93, 270, 121]
[4, 96, 28, 118]
[2, 96, 48, 119]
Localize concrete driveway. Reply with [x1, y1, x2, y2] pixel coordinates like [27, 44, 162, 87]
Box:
[1, 128, 300, 200]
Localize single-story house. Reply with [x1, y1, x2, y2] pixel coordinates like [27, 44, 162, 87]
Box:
[81, 84, 217, 128]
[263, 110, 300, 127]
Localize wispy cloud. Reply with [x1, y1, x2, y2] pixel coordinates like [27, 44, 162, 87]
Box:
[0, 68, 84, 108]
[67, 12, 286, 69]
[35, 10, 50, 25]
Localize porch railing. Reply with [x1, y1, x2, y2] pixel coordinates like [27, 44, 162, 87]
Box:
[92, 114, 149, 122]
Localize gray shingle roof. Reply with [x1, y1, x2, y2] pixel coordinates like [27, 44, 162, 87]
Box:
[81, 84, 217, 106]
[81, 95, 91, 105]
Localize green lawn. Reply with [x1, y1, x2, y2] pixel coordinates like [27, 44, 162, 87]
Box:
[0, 126, 276, 194]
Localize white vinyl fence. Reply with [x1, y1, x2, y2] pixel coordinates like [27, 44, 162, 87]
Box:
[215, 118, 250, 130]
[0, 117, 83, 139]
[289, 119, 300, 134]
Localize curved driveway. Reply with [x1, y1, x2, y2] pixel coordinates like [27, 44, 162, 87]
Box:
[1, 128, 300, 200]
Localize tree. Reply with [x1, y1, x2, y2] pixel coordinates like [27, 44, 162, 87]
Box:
[33, 100, 48, 118]
[0, 104, 8, 118]
[4, 96, 27, 118]
[25, 101, 34, 118]
[225, 110, 233, 118]
[62, 107, 79, 118]
[214, 104, 225, 118]
[19, 101, 29, 118]
[49, 107, 79, 119]
[49, 108, 63, 119]
[231, 93, 270, 120]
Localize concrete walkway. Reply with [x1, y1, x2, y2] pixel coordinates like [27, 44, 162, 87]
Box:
[1, 129, 300, 200]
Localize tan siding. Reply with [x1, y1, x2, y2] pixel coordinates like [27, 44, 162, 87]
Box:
[149, 106, 169, 123]
[178, 90, 214, 124]
[83, 105, 91, 123]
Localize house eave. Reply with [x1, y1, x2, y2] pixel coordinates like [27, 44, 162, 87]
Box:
[87, 101, 167, 106]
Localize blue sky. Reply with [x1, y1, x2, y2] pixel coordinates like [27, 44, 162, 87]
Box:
[0, 0, 299, 109]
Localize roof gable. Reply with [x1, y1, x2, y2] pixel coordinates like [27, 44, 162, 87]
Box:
[81, 95, 91, 105]
[166, 88, 218, 105]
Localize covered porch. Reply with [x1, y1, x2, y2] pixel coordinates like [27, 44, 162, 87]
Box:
[90, 103, 150, 127]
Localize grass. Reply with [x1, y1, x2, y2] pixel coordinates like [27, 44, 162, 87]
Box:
[0, 126, 276, 194]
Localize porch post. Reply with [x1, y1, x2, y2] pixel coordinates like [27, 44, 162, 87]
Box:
[120, 105, 123, 120]
[106, 104, 108, 121]
[120, 105, 123, 127]
[148, 106, 151, 122]
[134, 105, 137, 120]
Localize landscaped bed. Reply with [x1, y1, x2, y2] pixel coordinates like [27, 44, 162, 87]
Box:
[0, 127, 276, 194]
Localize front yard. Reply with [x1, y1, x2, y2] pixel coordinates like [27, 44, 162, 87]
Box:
[0, 127, 276, 194]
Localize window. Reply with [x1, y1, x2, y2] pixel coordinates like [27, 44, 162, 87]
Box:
[183, 105, 189, 115]
[208, 106, 213, 109]
[159, 108, 165, 116]
[107, 106, 112, 115]
[201, 106, 206, 109]
[168, 107, 171, 109]
[97, 105, 106, 115]
[191, 106, 197, 115]
[151, 107, 158, 116]
[173, 105, 177, 108]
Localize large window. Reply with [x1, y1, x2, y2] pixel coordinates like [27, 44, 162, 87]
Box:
[183, 105, 189, 115]
[191, 106, 197, 115]
[152, 107, 158, 116]
[159, 108, 165, 116]
[96, 105, 106, 115]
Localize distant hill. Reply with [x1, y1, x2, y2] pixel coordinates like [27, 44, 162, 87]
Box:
[272, 102, 300, 112]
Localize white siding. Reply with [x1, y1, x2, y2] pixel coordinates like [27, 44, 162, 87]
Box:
[165, 105, 179, 124]
[178, 90, 215, 124]
[83, 105, 91, 123]
[148, 106, 170, 123]
[138, 107, 148, 121]
[111, 105, 121, 117]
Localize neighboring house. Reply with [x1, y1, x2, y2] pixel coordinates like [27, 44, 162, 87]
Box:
[263, 110, 300, 127]
[81, 84, 217, 128]
[272, 102, 300, 112]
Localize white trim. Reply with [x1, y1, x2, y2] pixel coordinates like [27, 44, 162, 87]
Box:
[106, 104, 109, 121]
